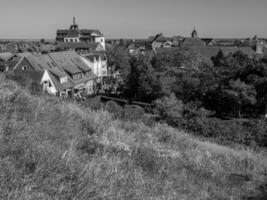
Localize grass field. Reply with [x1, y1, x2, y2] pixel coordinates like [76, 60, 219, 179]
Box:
[0, 75, 266, 200]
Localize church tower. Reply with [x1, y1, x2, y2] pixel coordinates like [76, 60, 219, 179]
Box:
[70, 16, 79, 31]
[191, 27, 198, 38]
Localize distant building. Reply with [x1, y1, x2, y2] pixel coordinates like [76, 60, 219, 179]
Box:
[181, 29, 205, 47]
[56, 17, 105, 50]
[191, 28, 198, 38]
[0, 52, 21, 72]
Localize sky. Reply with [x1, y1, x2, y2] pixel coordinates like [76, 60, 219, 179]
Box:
[0, 0, 266, 39]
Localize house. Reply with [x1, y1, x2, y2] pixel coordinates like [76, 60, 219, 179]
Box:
[149, 33, 174, 50]
[0, 52, 21, 72]
[0, 44, 7, 52]
[13, 51, 96, 97]
[4, 41, 35, 54]
[80, 52, 108, 78]
[56, 17, 105, 50]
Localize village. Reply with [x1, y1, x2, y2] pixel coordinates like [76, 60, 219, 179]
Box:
[1, 0, 267, 198]
[1, 17, 267, 102]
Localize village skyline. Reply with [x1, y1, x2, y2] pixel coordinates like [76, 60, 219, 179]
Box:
[0, 0, 267, 39]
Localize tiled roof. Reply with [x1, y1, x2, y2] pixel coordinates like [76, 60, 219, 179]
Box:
[0, 52, 15, 62]
[48, 71, 74, 91]
[48, 51, 91, 73]
[57, 42, 101, 51]
[14, 51, 96, 91]
[182, 38, 205, 47]
[80, 29, 103, 36]
[57, 29, 103, 37]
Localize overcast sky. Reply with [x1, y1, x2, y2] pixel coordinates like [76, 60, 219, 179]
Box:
[0, 0, 266, 39]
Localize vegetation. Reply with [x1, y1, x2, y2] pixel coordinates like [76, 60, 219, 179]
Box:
[106, 46, 267, 148]
[1, 72, 267, 199]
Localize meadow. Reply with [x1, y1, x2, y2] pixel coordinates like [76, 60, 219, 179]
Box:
[0, 75, 266, 200]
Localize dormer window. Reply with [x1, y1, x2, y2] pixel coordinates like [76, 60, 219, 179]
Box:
[85, 71, 91, 76]
[73, 73, 82, 80]
[60, 77, 68, 83]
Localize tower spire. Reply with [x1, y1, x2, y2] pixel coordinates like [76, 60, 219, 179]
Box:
[73, 16, 76, 25]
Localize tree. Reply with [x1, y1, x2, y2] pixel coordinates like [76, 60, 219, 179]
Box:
[222, 79, 257, 117]
[123, 55, 161, 102]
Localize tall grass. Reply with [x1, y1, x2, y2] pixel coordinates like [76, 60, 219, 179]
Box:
[0, 74, 266, 200]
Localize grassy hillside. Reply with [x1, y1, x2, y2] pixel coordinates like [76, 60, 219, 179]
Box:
[0, 75, 266, 200]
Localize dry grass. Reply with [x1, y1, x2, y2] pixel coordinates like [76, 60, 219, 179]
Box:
[0, 75, 266, 200]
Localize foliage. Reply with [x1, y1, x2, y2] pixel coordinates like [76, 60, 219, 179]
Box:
[154, 93, 184, 127]
[105, 100, 123, 118]
[123, 104, 145, 122]
[82, 96, 103, 110]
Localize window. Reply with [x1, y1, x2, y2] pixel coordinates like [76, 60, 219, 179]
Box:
[60, 77, 68, 84]
[43, 80, 52, 88]
[22, 66, 27, 71]
[73, 73, 82, 80]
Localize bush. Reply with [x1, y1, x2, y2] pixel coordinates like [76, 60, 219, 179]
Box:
[82, 96, 103, 110]
[5, 73, 29, 87]
[29, 81, 43, 95]
[105, 100, 123, 119]
[154, 93, 184, 127]
[190, 118, 267, 147]
[123, 105, 145, 121]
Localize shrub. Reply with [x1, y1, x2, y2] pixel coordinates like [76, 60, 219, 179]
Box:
[105, 100, 123, 119]
[123, 105, 145, 121]
[82, 96, 103, 110]
[5, 73, 29, 87]
[191, 118, 267, 147]
[29, 81, 43, 95]
[154, 93, 184, 127]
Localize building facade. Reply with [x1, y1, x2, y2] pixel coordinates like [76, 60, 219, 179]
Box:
[56, 17, 105, 50]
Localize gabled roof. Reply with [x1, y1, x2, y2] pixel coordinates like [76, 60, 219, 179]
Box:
[80, 29, 103, 36]
[57, 29, 103, 37]
[0, 52, 15, 62]
[220, 47, 256, 57]
[182, 38, 205, 47]
[48, 51, 90, 73]
[14, 51, 95, 91]
[48, 71, 74, 91]
[201, 38, 213, 45]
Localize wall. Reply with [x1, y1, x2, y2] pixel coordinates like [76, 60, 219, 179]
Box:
[40, 70, 57, 95]
[95, 37, 105, 50]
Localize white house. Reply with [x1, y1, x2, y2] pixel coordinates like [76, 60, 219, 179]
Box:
[80, 53, 108, 78]
[14, 51, 96, 97]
